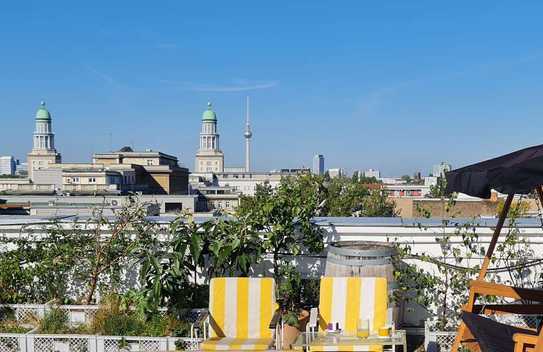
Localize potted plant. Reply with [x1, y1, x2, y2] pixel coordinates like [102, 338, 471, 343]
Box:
[277, 264, 310, 348]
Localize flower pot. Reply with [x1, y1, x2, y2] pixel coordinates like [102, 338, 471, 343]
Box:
[282, 309, 310, 348]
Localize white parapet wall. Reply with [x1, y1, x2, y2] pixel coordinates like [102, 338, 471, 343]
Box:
[2, 215, 542, 328]
[0, 333, 201, 352]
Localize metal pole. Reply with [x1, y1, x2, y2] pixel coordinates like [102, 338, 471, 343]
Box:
[536, 186, 543, 213]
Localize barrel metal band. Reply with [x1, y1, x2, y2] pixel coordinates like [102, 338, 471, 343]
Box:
[326, 254, 392, 266]
[327, 245, 396, 258]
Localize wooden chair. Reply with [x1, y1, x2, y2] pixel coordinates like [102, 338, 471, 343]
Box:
[455, 280, 543, 352]
[461, 311, 538, 352]
[452, 192, 543, 352]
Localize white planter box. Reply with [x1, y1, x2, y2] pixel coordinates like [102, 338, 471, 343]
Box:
[0, 304, 204, 351]
[0, 333, 202, 352]
[424, 327, 456, 352]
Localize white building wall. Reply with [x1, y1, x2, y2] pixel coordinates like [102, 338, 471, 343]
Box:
[33, 168, 62, 188]
[364, 168, 380, 179]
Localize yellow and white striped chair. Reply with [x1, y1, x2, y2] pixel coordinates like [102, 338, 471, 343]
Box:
[307, 276, 389, 352]
[200, 277, 280, 351]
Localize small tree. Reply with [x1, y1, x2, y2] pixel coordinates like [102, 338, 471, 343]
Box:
[237, 177, 324, 282]
[138, 212, 265, 313]
[0, 196, 156, 304]
[428, 176, 449, 198]
[82, 198, 156, 304]
[138, 216, 197, 313]
[205, 214, 264, 277]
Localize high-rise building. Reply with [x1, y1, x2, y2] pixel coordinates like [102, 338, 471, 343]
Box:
[364, 168, 380, 179]
[195, 102, 224, 173]
[432, 162, 451, 178]
[0, 156, 16, 176]
[327, 168, 344, 178]
[15, 161, 28, 176]
[312, 154, 324, 175]
[27, 101, 61, 181]
[244, 97, 253, 172]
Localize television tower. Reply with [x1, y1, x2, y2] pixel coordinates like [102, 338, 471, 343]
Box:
[244, 96, 253, 172]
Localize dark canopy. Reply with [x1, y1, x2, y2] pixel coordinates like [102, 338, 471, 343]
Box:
[461, 312, 536, 352]
[445, 144, 543, 199]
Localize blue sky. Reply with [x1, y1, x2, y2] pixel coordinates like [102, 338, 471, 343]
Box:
[2, 1, 543, 176]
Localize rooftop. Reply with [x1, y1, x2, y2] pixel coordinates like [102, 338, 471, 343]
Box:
[1, 214, 542, 228]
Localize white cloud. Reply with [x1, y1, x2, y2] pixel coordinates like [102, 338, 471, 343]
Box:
[85, 66, 116, 85]
[162, 80, 279, 92]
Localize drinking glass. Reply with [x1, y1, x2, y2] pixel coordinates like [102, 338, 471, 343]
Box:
[357, 319, 369, 338]
[378, 325, 391, 337]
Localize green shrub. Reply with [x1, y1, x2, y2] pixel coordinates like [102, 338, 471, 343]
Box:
[100, 313, 143, 336]
[0, 307, 16, 321]
[301, 277, 320, 309]
[140, 314, 170, 337]
[39, 308, 69, 334]
[170, 318, 191, 337]
[91, 293, 177, 337]
[0, 321, 31, 333]
[37, 307, 90, 334]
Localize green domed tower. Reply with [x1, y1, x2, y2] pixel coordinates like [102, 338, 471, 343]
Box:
[27, 101, 61, 181]
[195, 102, 224, 173]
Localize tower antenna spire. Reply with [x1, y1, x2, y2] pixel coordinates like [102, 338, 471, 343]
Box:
[246, 96, 250, 126]
[244, 96, 253, 172]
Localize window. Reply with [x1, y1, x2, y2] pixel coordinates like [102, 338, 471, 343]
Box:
[225, 201, 230, 208]
[165, 203, 182, 212]
[147, 160, 153, 166]
[88, 177, 96, 183]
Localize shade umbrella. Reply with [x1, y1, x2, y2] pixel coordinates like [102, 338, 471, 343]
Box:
[445, 143, 543, 199]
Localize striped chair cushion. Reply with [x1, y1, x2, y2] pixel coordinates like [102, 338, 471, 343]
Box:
[208, 277, 277, 339]
[318, 277, 388, 335]
[309, 343, 381, 351]
[201, 337, 273, 351]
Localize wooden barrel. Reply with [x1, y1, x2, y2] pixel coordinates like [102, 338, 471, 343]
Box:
[324, 241, 402, 325]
